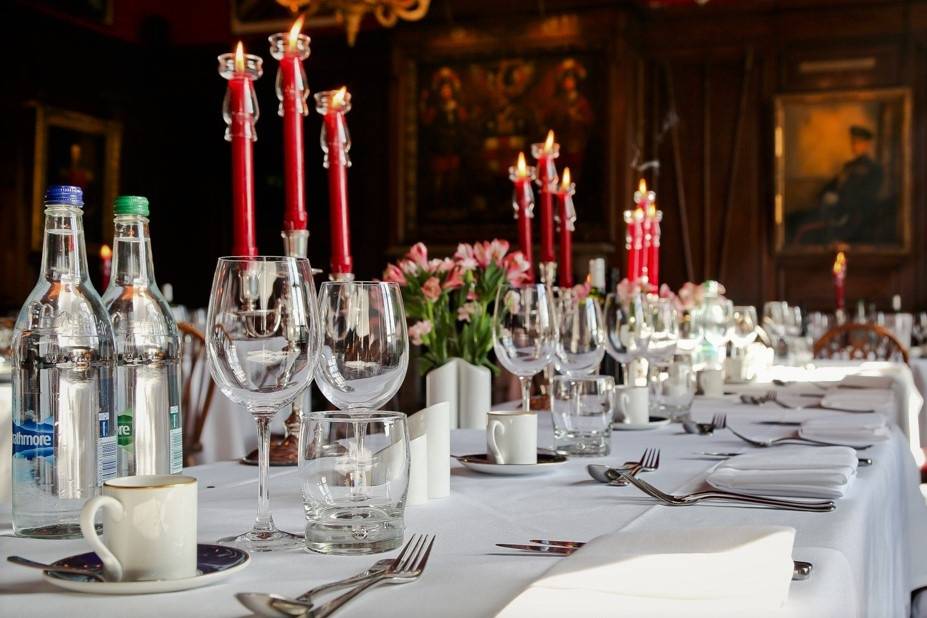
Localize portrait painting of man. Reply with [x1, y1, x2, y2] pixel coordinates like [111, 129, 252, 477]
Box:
[775, 88, 910, 254]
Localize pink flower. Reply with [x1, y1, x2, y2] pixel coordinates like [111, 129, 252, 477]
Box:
[383, 263, 407, 285]
[572, 280, 591, 301]
[473, 241, 492, 268]
[503, 251, 531, 286]
[486, 239, 510, 265]
[422, 276, 442, 301]
[442, 267, 464, 290]
[437, 258, 455, 273]
[409, 320, 433, 346]
[406, 242, 428, 268]
[457, 301, 480, 322]
[454, 243, 478, 271]
[426, 258, 444, 273]
[677, 282, 698, 310]
[399, 259, 418, 275]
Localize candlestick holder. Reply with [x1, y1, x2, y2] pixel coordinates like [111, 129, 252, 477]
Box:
[268, 31, 311, 117]
[281, 229, 309, 257]
[315, 89, 352, 168]
[218, 51, 263, 142]
[330, 272, 355, 282]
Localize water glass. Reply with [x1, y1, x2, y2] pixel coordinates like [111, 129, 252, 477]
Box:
[730, 305, 758, 352]
[651, 355, 697, 419]
[492, 284, 556, 411]
[300, 411, 409, 555]
[646, 297, 678, 364]
[550, 375, 613, 456]
[553, 289, 605, 377]
[604, 292, 650, 384]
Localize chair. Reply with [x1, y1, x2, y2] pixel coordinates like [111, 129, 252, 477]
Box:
[812, 322, 909, 364]
[177, 321, 217, 466]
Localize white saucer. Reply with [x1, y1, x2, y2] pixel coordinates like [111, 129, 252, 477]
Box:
[42, 544, 250, 595]
[454, 451, 568, 476]
[612, 416, 671, 431]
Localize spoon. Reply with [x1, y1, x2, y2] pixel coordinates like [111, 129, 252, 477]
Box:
[681, 419, 716, 435]
[236, 559, 394, 617]
[8, 555, 105, 582]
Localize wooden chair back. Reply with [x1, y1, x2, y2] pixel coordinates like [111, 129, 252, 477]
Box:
[812, 322, 909, 364]
[177, 321, 217, 466]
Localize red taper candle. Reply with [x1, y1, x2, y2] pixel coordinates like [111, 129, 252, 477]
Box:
[556, 167, 576, 288]
[624, 208, 643, 281]
[648, 208, 662, 288]
[218, 42, 262, 256]
[270, 19, 311, 233]
[508, 152, 536, 283]
[531, 130, 559, 264]
[316, 88, 353, 276]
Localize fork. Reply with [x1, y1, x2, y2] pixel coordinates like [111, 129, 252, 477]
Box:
[612, 469, 836, 512]
[587, 448, 659, 486]
[303, 534, 436, 618]
[726, 424, 871, 450]
[602, 448, 660, 483]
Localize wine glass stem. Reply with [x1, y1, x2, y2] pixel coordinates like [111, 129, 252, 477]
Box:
[253, 413, 277, 533]
[519, 376, 532, 412]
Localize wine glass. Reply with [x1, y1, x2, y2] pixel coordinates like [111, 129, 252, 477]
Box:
[702, 297, 734, 348]
[730, 305, 758, 354]
[604, 292, 650, 385]
[553, 288, 605, 377]
[315, 281, 409, 411]
[645, 297, 678, 365]
[492, 283, 556, 412]
[205, 256, 321, 551]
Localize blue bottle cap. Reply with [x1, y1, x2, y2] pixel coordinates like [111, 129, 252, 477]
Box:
[43, 185, 84, 207]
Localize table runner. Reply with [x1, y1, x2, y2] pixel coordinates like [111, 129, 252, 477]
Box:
[2, 392, 926, 617]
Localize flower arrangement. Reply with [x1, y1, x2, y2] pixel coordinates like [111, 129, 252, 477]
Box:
[615, 277, 726, 312]
[384, 240, 531, 373]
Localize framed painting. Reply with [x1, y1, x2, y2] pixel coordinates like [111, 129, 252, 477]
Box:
[230, 0, 338, 34]
[30, 106, 122, 252]
[390, 13, 624, 252]
[773, 88, 911, 255]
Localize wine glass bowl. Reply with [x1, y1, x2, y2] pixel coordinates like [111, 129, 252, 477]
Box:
[493, 283, 556, 411]
[315, 281, 409, 412]
[553, 289, 605, 377]
[731, 305, 759, 350]
[205, 256, 321, 552]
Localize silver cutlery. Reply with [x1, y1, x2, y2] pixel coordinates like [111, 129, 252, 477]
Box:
[236, 559, 394, 617]
[726, 424, 871, 450]
[587, 448, 659, 486]
[682, 413, 727, 436]
[612, 468, 836, 512]
[772, 379, 829, 390]
[598, 448, 661, 483]
[693, 450, 873, 466]
[8, 555, 105, 582]
[301, 534, 435, 618]
[764, 390, 873, 414]
[495, 541, 813, 580]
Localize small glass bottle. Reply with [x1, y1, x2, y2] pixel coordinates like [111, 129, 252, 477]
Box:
[102, 196, 183, 477]
[12, 185, 116, 538]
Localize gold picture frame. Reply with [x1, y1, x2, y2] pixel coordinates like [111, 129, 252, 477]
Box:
[30, 105, 122, 252]
[774, 87, 911, 255]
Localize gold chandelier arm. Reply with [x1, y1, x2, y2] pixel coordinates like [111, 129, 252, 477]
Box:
[373, 0, 430, 27]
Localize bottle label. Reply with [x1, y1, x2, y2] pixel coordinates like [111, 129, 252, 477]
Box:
[98, 436, 117, 483]
[169, 405, 183, 474]
[12, 416, 54, 460]
[117, 410, 133, 448]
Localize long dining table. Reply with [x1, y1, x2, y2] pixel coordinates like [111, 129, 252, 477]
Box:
[3, 364, 927, 617]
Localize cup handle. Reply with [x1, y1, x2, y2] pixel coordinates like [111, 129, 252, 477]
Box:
[488, 422, 506, 465]
[80, 495, 125, 582]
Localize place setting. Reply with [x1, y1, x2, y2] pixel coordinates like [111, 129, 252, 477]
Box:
[6, 3, 927, 616]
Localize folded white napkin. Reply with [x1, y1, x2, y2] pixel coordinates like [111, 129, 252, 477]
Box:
[706, 446, 857, 499]
[838, 374, 894, 390]
[820, 388, 893, 412]
[498, 526, 795, 617]
[799, 414, 891, 447]
[406, 402, 451, 501]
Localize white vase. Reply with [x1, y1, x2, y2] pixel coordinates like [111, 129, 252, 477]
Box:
[425, 357, 491, 430]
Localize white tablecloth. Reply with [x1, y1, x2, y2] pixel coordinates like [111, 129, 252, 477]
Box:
[2, 390, 926, 617]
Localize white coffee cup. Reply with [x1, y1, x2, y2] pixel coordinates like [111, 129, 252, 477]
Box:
[699, 368, 725, 397]
[487, 411, 537, 464]
[80, 475, 197, 582]
[618, 386, 649, 424]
